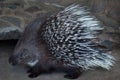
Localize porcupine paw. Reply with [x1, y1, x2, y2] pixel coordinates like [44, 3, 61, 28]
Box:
[27, 68, 42, 78]
[64, 67, 82, 79]
[27, 68, 32, 73]
[28, 72, 41, 78]
[64, 73, 80, 79]
[27, 66, 54, 78]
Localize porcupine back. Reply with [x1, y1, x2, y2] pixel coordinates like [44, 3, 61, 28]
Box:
[38, 4, 115, 70]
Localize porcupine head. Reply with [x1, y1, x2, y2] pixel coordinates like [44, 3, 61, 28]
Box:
[8, 17, 58, 79]
[8, 18, 49, 68]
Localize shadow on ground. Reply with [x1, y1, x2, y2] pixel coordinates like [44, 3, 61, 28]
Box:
[0, 40, 120, 80]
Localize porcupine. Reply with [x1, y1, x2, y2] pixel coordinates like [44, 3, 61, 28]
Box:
[9, 4, 115, 79]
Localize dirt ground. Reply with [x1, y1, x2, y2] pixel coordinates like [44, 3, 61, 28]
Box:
[0, 40, 120, 80]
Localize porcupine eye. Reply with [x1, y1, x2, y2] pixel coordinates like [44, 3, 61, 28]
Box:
[19, 49, 28, 59]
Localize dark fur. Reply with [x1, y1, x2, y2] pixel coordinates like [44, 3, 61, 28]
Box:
[9, 17, 83, 79]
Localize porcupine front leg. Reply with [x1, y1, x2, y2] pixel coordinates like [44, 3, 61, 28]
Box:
[27, 63, 55, 78]
[27, 64, 44, 78]
[64, 67, 83, 79]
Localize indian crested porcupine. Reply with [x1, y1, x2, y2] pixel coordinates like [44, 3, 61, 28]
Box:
[9, 4, 115, 79]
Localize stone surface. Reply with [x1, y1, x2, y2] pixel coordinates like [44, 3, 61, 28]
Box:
[86, 0, 120, 29]
[0, 19, 22, 39]
[85, 0, 120, 44]
[0, 0, 83, 40]
[0, 0, 119, 42]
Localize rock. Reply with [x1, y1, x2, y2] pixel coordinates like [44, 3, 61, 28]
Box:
[2, 0, 119, 41]
[0, 19, 22, 40]
[85, 0, 120, 29]
[85, 0, 120, 45]
[0, 27, 22, 40]
[0, 16, 23, 27]
[25, 6, 42, 13]
[0, 0, 84, 40]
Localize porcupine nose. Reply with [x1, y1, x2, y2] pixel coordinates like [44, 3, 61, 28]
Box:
[9, 55, 18, 66]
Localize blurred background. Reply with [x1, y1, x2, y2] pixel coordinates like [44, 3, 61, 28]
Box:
[0, 0, 84, 40]
[0, 0, 120, 80]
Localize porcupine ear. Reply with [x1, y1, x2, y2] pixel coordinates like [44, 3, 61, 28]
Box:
[24, 18, 44, 34]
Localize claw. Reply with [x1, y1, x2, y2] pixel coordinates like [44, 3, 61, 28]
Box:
[28, 73, 41, 78]
[64, 73, 80, 79]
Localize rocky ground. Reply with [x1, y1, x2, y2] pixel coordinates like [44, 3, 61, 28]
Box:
[0, 0, 83, 40]
[0, 0, 119, 41]
[0, 40, 120, 80]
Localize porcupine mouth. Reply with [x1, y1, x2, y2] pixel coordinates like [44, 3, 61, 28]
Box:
[9, 56, 18, 66]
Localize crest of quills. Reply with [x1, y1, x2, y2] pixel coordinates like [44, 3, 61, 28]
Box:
[40, 4, 115, 70]
[9, 4, 115, 79]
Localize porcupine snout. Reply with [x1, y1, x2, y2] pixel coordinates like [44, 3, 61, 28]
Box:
[9, 55, 18, 66]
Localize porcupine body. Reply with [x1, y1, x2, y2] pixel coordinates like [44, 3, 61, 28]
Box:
[9, 4, 115, 79]
[39, 4, 115, 70]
